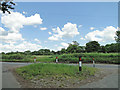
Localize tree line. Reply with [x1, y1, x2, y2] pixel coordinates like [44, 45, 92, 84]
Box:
[1, 41, 120, 55]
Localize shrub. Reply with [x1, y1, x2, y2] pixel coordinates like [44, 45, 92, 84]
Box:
[58, 53, 119, 64]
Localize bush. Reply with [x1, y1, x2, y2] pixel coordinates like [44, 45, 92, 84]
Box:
[58, 53, 119, 64]
[2, 53, 32, 62]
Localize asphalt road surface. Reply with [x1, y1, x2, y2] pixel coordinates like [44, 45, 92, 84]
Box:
[2, 62, 31, 88]
[1, 62, 119, 88]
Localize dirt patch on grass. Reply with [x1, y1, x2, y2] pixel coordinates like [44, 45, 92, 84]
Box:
[12, 67, 117, 88]
[12, 68, 34, 88]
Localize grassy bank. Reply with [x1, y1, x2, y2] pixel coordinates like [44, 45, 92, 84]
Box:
[16, 63, 97, 80]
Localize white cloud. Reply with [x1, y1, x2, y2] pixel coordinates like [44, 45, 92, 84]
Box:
[1, 11, 43, 33]
[0, 41, 42, 53]
[23, 11, 27, 14]
[48, 22, 79, 41]
[117, 27, 120, 31]
[54, 42, 69, 51]
[57, 46, 63, 51]
[48, 35, 60, 41]
[48, 32, 52, 35]
[85, 26, 117, 42]
[34, 25, 37, 28]
[54, 45, 58, 47]
[90, 27, 95, 30]
[0, 11, 44, 52]
[34, 38, 41, 44]
[40, 27, 47, 30]
[61, 42, 69, 49]
[78, 25, 82, 28]
[0, 11, 2, 14]
[0, 27, 8, 36]
[0, 12, 43, 44]
[80, 37, 85, 40]
[0, 27, 24, 44]
[2, 33, 24, 43]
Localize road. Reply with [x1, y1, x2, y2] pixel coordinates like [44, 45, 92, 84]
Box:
[2, 62, 32, 88]
[1, 62, 119, 88]
[80, 65, 119, 88]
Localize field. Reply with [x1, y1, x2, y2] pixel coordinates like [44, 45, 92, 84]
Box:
[1, 53, 119, 64]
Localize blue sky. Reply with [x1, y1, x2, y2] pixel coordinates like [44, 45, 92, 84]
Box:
[0, 2, 118, 52]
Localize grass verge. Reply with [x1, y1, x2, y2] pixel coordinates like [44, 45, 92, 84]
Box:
[16, 63, 97, 80]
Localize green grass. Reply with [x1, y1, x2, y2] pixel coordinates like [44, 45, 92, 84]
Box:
[58, 53, 119, 64]
[1, 54, 56, 62]
[1, 53, 119, 64]
[1, 54, 34, 62]
[16, 63, 97, 80]
[34, 55, 56, 62]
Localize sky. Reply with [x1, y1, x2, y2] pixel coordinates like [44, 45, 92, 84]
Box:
[0, 2, 118, 52]
[14, 0, 120, 2]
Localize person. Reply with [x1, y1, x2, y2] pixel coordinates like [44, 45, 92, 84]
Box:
[34, 57, 36, 63]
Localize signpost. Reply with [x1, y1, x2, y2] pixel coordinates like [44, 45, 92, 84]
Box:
[34, 57, 36, 63]
[56, 57, 58, 63]
[79, 56, 82, 71]
[93, 58, 95, 67]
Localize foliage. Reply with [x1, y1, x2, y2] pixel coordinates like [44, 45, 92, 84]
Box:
[0, 0, 15, 14]
[1, 53, 33, 62]
[1, 52, 119, 64]
[58, 53, 119, 64]
[85, 41, 101, 52]
[98, 46, 106, 53]
[16, 63, 97, 80]
[32, 49, 51, 55]
[1, 41, 119, 63]
[66, 41, 85, 53]
[115, 30, 120, 43]
[61, 48, 66, 54]
[1, 41, 119, 55]
[105, 43, 120, 53]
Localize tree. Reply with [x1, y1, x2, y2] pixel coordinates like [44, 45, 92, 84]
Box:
[0, 0, 15, 14]
[105, 44, 111, 53]
[85, 41, 100, 52]
[66, 41, 80, 53]
[61, 48, 66, 54]
[98, 46, 106, 53]
[115, 30, 120, 43]
[66, 44, 78, 53]
[105, 43, 120, 53]
[56, 51, 61, 55]
[51, 50, 56, 55]
[76, 46, 85, 53]
[72, 41, 79, 46]
[44, 49, 51, 55]
[1, 52, 5, 54]
[24, 50, 31, 55]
